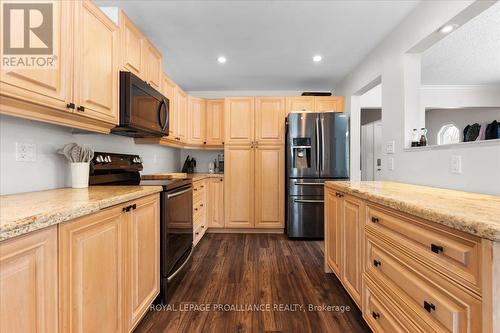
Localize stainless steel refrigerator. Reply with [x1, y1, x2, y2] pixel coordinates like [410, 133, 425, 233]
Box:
[286, 112, 349, 238]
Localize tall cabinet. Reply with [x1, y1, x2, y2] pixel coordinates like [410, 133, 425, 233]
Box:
[224, 97, 285, 229]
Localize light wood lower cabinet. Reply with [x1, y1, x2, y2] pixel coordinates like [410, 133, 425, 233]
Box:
[207, 177, 225, 228]
[59, 194, 160, 333]
[324, 186, 490, 333]
[0, 227, 58, 333]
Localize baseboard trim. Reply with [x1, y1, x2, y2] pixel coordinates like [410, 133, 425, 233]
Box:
[207, 228, 285, 234]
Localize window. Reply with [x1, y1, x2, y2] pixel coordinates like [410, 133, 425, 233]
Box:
[437, 124, 460, 145]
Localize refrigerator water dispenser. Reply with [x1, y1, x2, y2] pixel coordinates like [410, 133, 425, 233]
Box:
[291, 138, 311, 169]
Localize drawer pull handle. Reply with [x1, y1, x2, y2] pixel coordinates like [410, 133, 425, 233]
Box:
[131, 204, 136, 210]
[423, 301, 435, 313]
[200, 204, 204, 207]
[373, 260, 382, 267]
[194, 208, 198, 211]
[372, 311, 380, 320]
[371, 217, 379, 223]
[431, 244, 443, 254]
[195, 232, 200, 236]
[194, 188, 198, 191]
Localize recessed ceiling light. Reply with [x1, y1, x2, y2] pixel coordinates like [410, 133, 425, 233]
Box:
[217, 56, 227, 64]
[439, 24, 458, 34]
[313, 55, 322, 63]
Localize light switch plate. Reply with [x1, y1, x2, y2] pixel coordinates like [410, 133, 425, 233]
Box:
[451, 155, 462, 174]
[16, 142, 36, 162]
[385, 141, 395, 154]
[388, 157, 394, 171]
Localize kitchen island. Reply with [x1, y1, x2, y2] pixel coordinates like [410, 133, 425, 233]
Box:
[324, 181, 499, 333]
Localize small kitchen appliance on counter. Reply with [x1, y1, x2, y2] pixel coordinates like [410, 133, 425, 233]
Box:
[89, 152, 193, 304]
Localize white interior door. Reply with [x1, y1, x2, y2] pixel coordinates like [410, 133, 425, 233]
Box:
[373, 121, 383, 180]
[361, 124, 374, 181]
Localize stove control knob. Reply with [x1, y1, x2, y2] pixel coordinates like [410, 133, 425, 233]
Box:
[105, 155, 112, 163]
[132, 157, 137, 164]
[138, 157, 143, 163]
[96, 155, 104, 163]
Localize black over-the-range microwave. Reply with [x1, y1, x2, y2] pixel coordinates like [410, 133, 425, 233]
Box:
[112, 71, 169, 137]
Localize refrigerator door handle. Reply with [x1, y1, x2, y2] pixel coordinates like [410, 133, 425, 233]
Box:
[315, 117, 320, 171]
[294, 199, 325, 203]
[321, 116, 325, 172]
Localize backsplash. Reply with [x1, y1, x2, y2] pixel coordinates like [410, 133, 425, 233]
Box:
[0, 115, 181, 195]
[180, 150, 223, 173]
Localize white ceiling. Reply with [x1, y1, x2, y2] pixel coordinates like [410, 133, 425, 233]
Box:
[421, 1, 500, 86]
[97, 0, 419, 91]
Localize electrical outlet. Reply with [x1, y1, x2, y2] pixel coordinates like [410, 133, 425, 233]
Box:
[387, 157, 394, 171]
[451, 155, 462, 174]
[16, 142, 36, 162]
[385, 141, 395, 154]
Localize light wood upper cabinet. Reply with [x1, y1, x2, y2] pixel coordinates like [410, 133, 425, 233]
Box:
[162, 74, 177, 138]
[341, 195, 363, 307]
[225, 146, 254, 228]
[175, 87, 188, 143]
[59, 205, 125, 333]
[0, 227, 58, 333]
[285, 96, 315, 114]
[125, 195, 160, 331]
[119, 10, 144, 76]
[74, 0, 119, 124]
[206, 100, 225, 145]
[315, 96, 345, 112]
[142, 39, 162, 90]
[325, 188, 342, 278]
[225, 97, 255, 145]
[255, 97, 285, 144]
[0, 0, 72, 113]
[208, 177, 225, 228]
[188, 96, 206, 145]
[254, 146, 284, 228]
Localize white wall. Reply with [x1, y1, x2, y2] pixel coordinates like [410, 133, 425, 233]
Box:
[337, 0, 500, 195]
[0, 115, 181, 195]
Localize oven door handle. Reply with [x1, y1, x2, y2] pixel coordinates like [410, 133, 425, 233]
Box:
[167, 246, 194, 283]
[166, 187, 192, 199]
[294, 199, 324, 203]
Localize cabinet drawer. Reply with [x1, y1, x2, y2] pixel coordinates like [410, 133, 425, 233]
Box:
[366, 204, 482, 294]
[193, 201, 205, 220]
[363, 276, 420, 333]
[193, 188, 205, 204]
[193, 181, 206, 193]
[366, 232, 482, 333]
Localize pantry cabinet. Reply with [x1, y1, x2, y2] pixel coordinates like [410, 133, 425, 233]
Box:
[0, 227, 58, 333]
[255, 97, 285, 144]
[188, 97, 207, 145]
[208, 177, 225, 228]
[0, 0, 119, 132]
[254, 146, 284, 228]
[225, 146, 255, 228]
[225, 97, 255, 145]
[206, 100, 225, 145]
[59, 194, 160, 333]
[141, 39, 162, 90]
[119, 10, 144, 77]
[74, 0, 119, 124]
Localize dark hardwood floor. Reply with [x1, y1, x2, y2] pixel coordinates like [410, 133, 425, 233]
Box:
[135, 233, 371, 333]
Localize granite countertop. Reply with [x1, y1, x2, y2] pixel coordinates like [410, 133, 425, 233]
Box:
[187, 173, 224, 182]
[325, 181, 500, 241]
[0, 186, 163, 242]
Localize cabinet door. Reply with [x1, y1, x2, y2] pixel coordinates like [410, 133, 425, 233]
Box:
[208, 178, 225, 228]
[285, 96, 314, 115]
[314, 96, 345, 112]
[341, 195, 363, 307]
[175, 87, 188, 143]
[206, 100, 225, 145]
[142, 39, 162, 90]
[119, 10, 143, 77]
[188, 96, 206, 145]
[325, 189, 342, 278]
[224, 97, 255, 145]
[162, 74, 177, 138]
[225, 146, 254, 227]
[255, 97, 285, 144]
[0, 0, 72, 112]
[255, 146, 284, 228]
[0, 227, 58, 333]
[74, 0, 119, 124]
[126, 195, 160, 331]
[59, 206, 125, 333]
